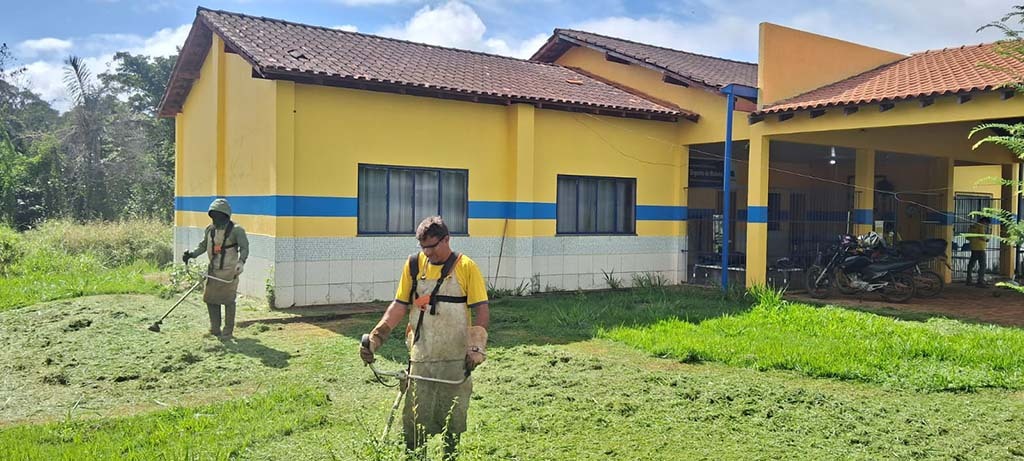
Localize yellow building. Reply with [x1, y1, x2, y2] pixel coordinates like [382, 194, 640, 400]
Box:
[161, 8, 1021, 306]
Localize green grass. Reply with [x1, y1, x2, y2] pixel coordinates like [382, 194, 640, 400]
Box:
[603, 301, 1024, 392]
[0, 387, 331, 460]
[3, 287, 1024, 459]
[0, 220, 171, 311]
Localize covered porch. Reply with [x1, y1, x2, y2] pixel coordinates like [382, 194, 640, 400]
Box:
[745, 98, 1021, 288]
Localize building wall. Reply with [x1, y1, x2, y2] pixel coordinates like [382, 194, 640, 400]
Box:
[554, 45, 751, 145]
[757, 23, 904, 106]
[954, 165, 1004, 199]
[174, 43, 689, 306]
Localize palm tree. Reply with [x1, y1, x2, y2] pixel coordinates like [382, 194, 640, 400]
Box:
[63, 55, 107, 219]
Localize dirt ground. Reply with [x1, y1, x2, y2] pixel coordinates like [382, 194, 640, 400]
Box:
[789, 283, 1024, 327]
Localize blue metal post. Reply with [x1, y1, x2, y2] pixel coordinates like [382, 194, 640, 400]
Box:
[722, 89, 735, 290]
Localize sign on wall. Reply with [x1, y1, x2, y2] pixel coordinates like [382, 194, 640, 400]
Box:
[690, 158, 734, 188]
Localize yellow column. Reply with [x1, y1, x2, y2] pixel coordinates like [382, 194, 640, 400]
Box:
[675, 128, 690, 240]
[174, 116, 185, 227]
[1001, 163, 1020, 277]
[676, 138, 690, 283]
[853, 148, 875, 235]
[509, 103, 535, 238]
[214, 35, 227, 197]
[506, 103, 536, 288]
[745, 129, 770, 287]
[935, 157, 955, 283]
[273, 81, 296, 239]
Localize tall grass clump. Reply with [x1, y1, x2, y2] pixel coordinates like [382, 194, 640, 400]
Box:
[0, 225, 23, 276]
[24, 218, 173, 266]
[604, 301, 1024, 392]
[0, 219, 171, 311]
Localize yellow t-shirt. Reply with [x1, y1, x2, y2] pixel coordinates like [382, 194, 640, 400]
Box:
[968, 223, 990, 251]
[394, 253, 489, 308]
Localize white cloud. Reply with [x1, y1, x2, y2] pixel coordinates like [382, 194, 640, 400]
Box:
[377, 1, 551, 58]
[332, 24, 360, 32]
[16, 38, 74, 58]
[572, 15, 758, 62]
[333, 0, 416, 5]
[483, 33, 550, 59]
[379, 1, 488, 50]
[17, 24, 190, 113]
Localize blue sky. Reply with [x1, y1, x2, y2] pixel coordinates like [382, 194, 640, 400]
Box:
[1, 0, 1016, 111]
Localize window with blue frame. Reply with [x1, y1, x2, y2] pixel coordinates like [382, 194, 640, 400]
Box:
[556, 175, 636, 234]
[358, 164, 468, 234]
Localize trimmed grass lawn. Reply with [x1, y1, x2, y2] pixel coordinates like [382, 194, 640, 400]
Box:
[2, 287, 1023, 459]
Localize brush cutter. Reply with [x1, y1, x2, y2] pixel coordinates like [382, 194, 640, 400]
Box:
[147, 266, 235, 333]
[361, 334, 470, 441]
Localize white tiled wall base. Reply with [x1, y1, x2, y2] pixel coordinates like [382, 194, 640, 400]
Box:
[175, 227, 688, 307]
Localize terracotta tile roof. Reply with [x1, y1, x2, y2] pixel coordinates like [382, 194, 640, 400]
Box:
[760, 41, 1024, 114]
[159, 7, 691, 119]
[532, 29, 758, 88]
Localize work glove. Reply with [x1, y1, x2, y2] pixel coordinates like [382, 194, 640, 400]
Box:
[234, 262, 245, 276]
[182, 251, 192, 264]
[465, 326, 488, 372]
[360, 319, 393, 364]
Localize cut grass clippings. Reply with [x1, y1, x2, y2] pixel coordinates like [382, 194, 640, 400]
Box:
[4, 286, 1024, 459]
[603, 302, 1024, 392]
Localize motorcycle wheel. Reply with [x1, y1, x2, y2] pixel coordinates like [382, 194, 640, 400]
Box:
[914, 270, 944, 298]
[880, 272, 915, 303]
[806, 265, 833, 299]
[834, 270, 859, 295]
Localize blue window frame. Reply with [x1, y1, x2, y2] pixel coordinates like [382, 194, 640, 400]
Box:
[358, 164, 468, 234]
[556, 175, 636, 235]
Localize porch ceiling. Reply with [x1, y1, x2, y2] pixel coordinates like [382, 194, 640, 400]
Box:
[772, 120, 1018, 165]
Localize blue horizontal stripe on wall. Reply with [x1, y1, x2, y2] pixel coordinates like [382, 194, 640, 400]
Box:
[854, 209, 874, 225]
[636, 205, 687, 221]
[177, 196, 686, 221]
[468, 201, 557, 219]
[925, 211, 955, 225]
[175, 196, 358, 217]
[747, 206, 768, 224]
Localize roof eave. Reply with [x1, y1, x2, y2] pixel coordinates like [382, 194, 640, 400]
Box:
[257, 67, 685, 122]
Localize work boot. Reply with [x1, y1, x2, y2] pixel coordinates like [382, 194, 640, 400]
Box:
[221, 304, 236, 338]
[207, 303, 222, 336]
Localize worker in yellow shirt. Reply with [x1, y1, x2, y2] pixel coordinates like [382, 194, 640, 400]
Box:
[359, 216, 489, 459]
[965, 216, 991, 287]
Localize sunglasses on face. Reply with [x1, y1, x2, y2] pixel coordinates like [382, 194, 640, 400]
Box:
[419, 236, 448, 250]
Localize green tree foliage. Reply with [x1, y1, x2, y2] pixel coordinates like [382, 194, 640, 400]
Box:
[971, 7, 1024, 292]
[0, 43, 178, 228]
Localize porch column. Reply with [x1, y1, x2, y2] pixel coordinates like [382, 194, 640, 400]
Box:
[853, 148, 876, 235]
[745, 132, 770, 287]
[934, 157, 955, 283]
[677, 138, 690, 283]
[1001, 163, 1020, 277]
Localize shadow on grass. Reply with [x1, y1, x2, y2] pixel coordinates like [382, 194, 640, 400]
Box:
[314, 284, 756, 362]
[221, 337, 293, 368]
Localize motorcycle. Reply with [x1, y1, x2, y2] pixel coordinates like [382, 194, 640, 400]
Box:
[806, 234, 917, 303]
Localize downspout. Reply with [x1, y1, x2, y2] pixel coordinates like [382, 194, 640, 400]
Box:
[719, 84, 758, 291]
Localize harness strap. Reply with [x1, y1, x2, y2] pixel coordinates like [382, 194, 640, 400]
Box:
[412, 251, 461, 344]
[434, 295, 468, 303]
